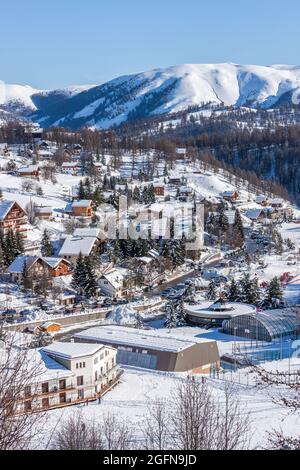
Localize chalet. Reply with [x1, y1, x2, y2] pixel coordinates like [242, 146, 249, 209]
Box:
[61, 162, 83, 176]
[168, 176, 182, 185]
[153, 183, 165, 197]
[7, 256, 72, 282]
[38, 140, 50, 150]
[222, 190, 239, 202]
[35, 206, 53, 220]
[245, 208, 266, 222]
[0, 200, 28, 238]
[271, 198, 284, 209]
[256, 195, 270, 206]
[58, 236, 98, 263]
[99, 268, 131, 298]
[18, 165, 40, 178]
[71, 200, 94, 218]
[40, 321, 62, 334]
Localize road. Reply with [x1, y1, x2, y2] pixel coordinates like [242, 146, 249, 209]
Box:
[147, 258, 220, 297]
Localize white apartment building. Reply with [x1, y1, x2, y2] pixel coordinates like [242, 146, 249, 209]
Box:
[20, 342, 120, 413]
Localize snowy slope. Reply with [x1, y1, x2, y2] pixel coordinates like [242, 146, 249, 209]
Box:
[0, 83, 41, 110]
[1, 63, 300, 128]
[33, 63, 300, 129]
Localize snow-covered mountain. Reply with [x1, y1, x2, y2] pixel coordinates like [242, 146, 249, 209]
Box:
[1, 64, 300, 129]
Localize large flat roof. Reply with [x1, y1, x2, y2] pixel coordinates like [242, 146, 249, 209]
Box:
[74, 325, 213, 353]
[185, 301, 256, 320]
[43, 342, 106, 359]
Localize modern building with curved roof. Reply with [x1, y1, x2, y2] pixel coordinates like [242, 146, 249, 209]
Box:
[184, 299, 256, 326]
[222, 309, 300, 342]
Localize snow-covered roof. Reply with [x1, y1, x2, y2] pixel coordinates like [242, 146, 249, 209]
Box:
[7, 255, 38, 273]
[35, 206, 53, 214]
[73, 227, 102, 238]
[0, 200, 24, 220]
[43, 341, 106, 359]
[256, 195, 269, 203]
[72, 200, 93, 208]
[74, 325, 212, 353]
[100, 269, 127, 289]
[59, 236, 97, 257]
[245, 208, 264, 220]
[7, 256, 69, 273]
[18, 165, 39, 173]
[61, 162, 82, 168]
[43, 257, 70, 268]
[222, 190, 238, 197]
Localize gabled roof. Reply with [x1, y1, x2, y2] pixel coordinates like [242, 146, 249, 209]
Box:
[245, 208, 264, 220]
[18, 165, 40, 173]
[222, 190, 238, 197]
[73, 227, 102, 238]
[0, 200, 26, 221]
[100, 269, 127, 289]
[72, 200, 93, 208]
[43, 257, 70, 268]
[7, 256, 39, 273]
[59, 236, 97, 257]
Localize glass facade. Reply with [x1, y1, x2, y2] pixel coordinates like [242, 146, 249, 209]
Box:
[222, 312, 299, 342]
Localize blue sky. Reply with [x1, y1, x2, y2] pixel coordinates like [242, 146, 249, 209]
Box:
[1, 0, 300, 88]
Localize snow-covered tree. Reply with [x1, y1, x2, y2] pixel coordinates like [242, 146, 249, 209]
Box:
[41, 229, 53, 257]
[206, 280, 218, 301]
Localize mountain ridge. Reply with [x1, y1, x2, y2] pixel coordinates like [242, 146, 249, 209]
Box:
[1, 63, 300, 129]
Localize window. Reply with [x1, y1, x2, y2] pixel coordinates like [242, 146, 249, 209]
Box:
[100, 353, 104, 360]
[59, 379, 66, 390]
[83, 362, 86, 368]
[24, 386, 31, 398]
[94, 357, 98, 365]
[78, 389, 84, 400]
[42, 382, 49, 394]
[77, 376, 84, 386]
[59, 392, 66, 404]
[105, 350, 109, 357]
[95, 371, 98, 381]
[42, 398, 49, 409]
[24, 400, 32, 411]
[76, 363, 79, 369]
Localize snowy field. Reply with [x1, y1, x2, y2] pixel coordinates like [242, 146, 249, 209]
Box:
[31, 362, 300, 450]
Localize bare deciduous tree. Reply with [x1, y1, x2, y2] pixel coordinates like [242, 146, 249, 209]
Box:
[52, 411, 133, 450]
[140, 399, 171, 450]
[0, 330, 46, 450]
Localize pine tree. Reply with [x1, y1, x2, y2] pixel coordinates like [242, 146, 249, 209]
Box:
[218, 207, 229, 234]
[233, 209, 244, 244]
[78, 179, 86, 199]
[239, 273, 260, 305]
[41, 229, 53, 257]
[0, 243, 6, 272]
[133, 186, 141, 202]
[164, 301, 178, 329]
[206, 280, 217, 300]
[21, 260, 33, 291]
[265, 277, 283, 308]
[92, 185, 104, 206]
[227, 278, 239, 301]
[84, 257, 98, 298]
[15, 231, 24, 256]
[71, 252, 87, 295]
